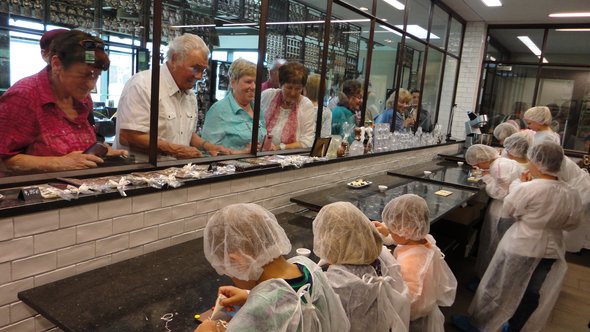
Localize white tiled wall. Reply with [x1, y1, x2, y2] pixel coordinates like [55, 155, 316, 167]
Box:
[451, 22, 487, 139]
[0, 143, 460, 331]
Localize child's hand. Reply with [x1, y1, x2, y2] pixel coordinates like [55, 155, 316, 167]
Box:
[195, 319, 221, 332]
[219, 286, 249, 310]
[520, 170, 532, 182]
[372, 221, 390, 237]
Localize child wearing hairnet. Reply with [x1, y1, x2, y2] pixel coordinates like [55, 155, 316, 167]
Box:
[196, 203, 350, 332]
[313, 202, 411, 332]
[373, 194, 457, 332]
[465, 144, 522, 279]
[453, 141, 583, 332]
[524, 106, 560, 146]
[502, 132, 531, 170]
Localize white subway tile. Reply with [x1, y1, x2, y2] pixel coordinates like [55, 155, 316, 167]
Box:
[0, 238, 33, 264]
[196, 198, 218, 214]
[248, 175, 266, 189]
[0, 278, 34, 306]
[98, 199, 132, 220]
[33, 266, 76, 287]
[76, 219, 112, 243]
[144, 207, 173, 227]
[0, 264, 10, 284]
[59, 204, 98, 228]
[111, 246, 144, 264]
[162, 188, 188, 207]
[0, 305, 8, 328]
[57, 243, 95, 268]
[218, 193, 240, 207]
[0, 219, 13, 242]
[9, 301, 35, 323]
[75, 256, 111, 274]
[187, 184, 210, 201]
[0, 317, 34, 332]
[184, 215, 207, 232]
[12, 252, 57, 280]
[210, 182, 231, 197]
[14, 211, 59, 237]
[129, 227, 158, 248]
[143, 238, 171, 254]
[132, 192, 162, 213]
[158, 220, 185, 239]
[230, 177, 251, 192]
[34, 314, 54, 332]
[171, 202, 196, 220]
[112, 213, 144, 234]
[96, 234, 129, 256]
[33, 228, 76, 254]
[171, 231, 200, 245]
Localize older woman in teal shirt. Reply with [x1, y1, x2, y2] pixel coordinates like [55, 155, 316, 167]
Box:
[332, 79, 362, 143]
[202, 58, 266, 153]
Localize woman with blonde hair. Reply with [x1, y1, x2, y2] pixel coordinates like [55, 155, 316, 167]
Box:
[305, 73, 331, 137]
[374, 88, 414, 131]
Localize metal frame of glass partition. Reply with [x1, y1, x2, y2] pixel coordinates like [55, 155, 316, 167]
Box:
[0, 0, 466, 187]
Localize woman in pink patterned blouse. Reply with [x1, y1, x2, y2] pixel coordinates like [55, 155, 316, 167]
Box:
[0, 30, 127, 172]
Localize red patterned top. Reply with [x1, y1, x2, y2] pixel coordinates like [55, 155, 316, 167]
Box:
[0, 68, 96, 160]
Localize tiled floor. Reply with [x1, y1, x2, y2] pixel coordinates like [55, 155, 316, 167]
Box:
[441, 249, 590, 332]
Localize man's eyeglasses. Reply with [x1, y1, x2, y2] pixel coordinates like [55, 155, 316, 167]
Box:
[79, 39, 105, 51]
[189, 64, 207, 75]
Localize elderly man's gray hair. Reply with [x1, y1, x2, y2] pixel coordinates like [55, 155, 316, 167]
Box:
[166, 34, 210, 62]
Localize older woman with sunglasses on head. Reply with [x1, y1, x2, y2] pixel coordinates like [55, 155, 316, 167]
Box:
[374, 88, 414, 132]
[0, 30, 127, 172]
[260, 62, 315, 150]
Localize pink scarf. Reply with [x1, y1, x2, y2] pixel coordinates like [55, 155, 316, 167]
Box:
[264, 90, 299, 144]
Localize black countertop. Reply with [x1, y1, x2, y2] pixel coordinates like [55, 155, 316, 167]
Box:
[18, 213, 315, 332]
[387, 160, 484, 190]
[290, 174, 477, 222]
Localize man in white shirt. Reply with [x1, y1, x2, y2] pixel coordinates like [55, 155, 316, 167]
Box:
[115, 33, 228, 160]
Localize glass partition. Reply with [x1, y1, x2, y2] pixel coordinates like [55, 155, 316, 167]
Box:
[488, 28, 545, 63]
[447, 17, 462, 56]
[429, 4, 448, 49]
[406, 0, 430, 41]
[544, 29, 590, 66]
[438, 56, 458, 134]
[420, 46, 443, 132]
[375, 0, 406, 26]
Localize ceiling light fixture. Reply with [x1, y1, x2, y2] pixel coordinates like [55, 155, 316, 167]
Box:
[383, 0, 405, 11]
[517, 36, 549, 63]
[555, 28, 590, 31]
[548, 12, 590, 18]
[359, 7, 369, 11]
[481, 0, 502, 7]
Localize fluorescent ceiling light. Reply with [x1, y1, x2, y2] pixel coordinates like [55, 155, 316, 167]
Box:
[359, 7, 369, 11]
[392, 25, 438, 39]
[172, 18, 369, 30]
[383, 0, 405, 10]
[481, 0, 502, 7]
[517, 36, 549, 63]
[555, 28, 590, 31]
[380, 25, 402, 36]
[549, 12, 590, 18]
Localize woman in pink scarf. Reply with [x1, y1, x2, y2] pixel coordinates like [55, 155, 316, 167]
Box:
[261, 62, 315, 150]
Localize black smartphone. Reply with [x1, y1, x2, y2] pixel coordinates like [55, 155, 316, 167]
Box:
[83, 142, 108, 158]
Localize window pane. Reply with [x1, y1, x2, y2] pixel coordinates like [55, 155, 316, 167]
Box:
[429, 5, 448, 49]
[536, 67, 590, 151]
[488, 28, 545, 63]
[438, 56, 458, 135]
[376, 0, 406, 26]
[447, 17, 463, 56]
[419, 47, 443, 132]
[545, 29, 590, 66]
[406, 0, 430, 41]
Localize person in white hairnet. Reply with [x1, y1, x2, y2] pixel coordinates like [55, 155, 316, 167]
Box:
[465, 144, 523, 278]
[196, 203, 350, 332]
[558, 154, 590, 252]
[493, 122, 519, 145]
[524, 106, 560, 146]
[313, 202, 410, 332]
[373, 194, 457, 332]
[453, 141, 582, 332]
[503, 132, 531, 170]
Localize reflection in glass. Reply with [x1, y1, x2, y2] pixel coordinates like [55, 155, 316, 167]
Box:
[488, 28, 545, 63]
[480, 65, 537, 131]
[376, 0, 406, 27]
[545, 29, 590, 66]
[406, 0, 430, 40]
[368, 26, 402, 123]
[398, 37, 425, 91]
[536, 67, 590, 151]
[420, 47, 443, 132]
[429, 5, 449, 49]
[438, 56, 458, 135]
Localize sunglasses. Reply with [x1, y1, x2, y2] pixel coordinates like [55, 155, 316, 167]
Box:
[79, 39, 105, 51]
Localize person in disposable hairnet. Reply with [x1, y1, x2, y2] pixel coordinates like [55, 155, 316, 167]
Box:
[493, 122, 519, 145]
[503, 132, 531, 170]
[465, 144, 523, 279]
[557, 154, 590, 253]
[313, 202, 411, 332]
[373, 194, 457, 332]
[452, 141, 582, 332]
[524, 106, 560, 146]
[196, 203, 350, 332]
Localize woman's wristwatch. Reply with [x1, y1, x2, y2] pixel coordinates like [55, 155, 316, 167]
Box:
[279, 143, 286, 150]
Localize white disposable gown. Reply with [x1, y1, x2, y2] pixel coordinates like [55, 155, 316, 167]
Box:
[394, 235, 457, 332]
[226, 255, 350, 332]
[532, 130, 560, 146]
[476, 157, 522, 277]
[325, 247, 410, 332]
[468, 179, 582, 332]
[559, 156, 590, 252]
